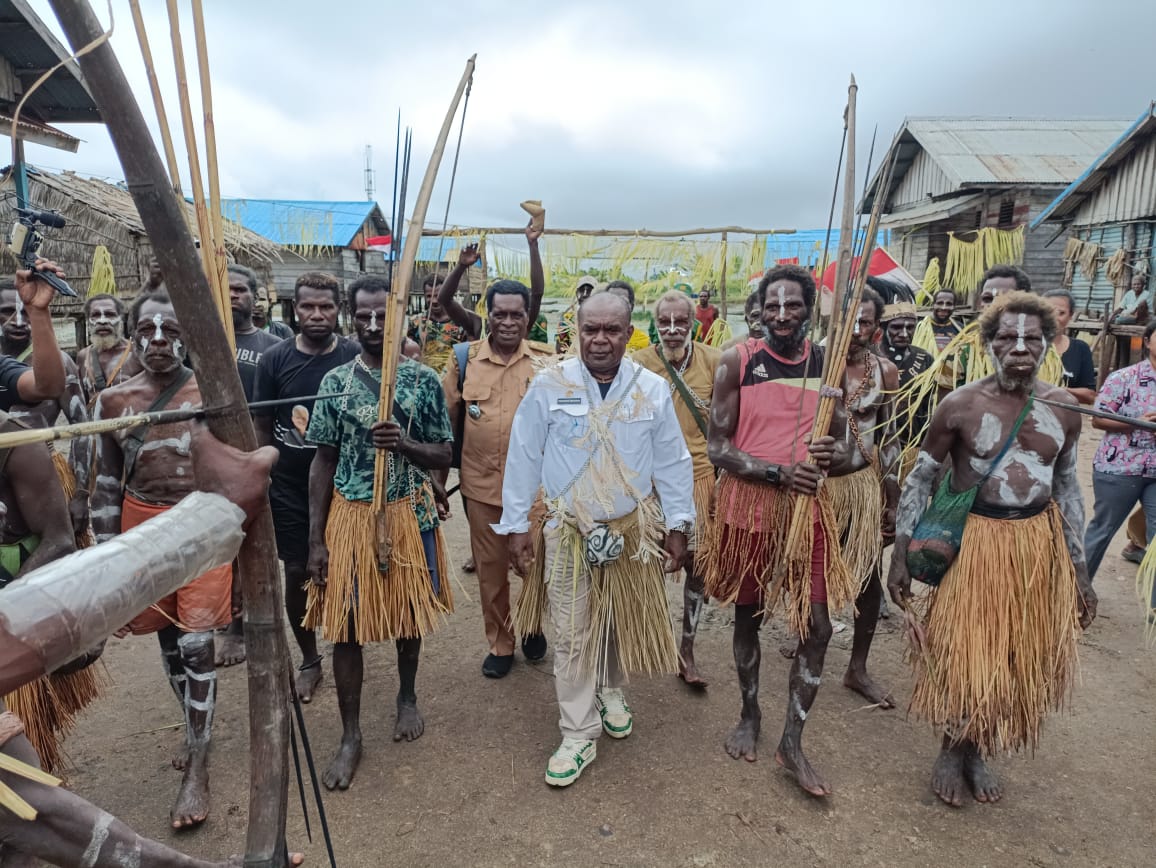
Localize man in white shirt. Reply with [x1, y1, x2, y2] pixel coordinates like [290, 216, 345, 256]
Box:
[497, 292, 695, 788]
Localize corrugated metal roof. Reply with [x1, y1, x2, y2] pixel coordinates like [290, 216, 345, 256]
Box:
[0, 0, 99, 123]
[219, 199, 389, 248]
[1031, 103, 1156, 227]
[863, 117, 1131, 212]
[881, 192, 984, 229]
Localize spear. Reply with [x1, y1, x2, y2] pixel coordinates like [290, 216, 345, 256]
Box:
[0, 393, 353, 449]
[47, 2, 292, 863]
[1034, 395, 1156, 430]
[374, 55, 476, 567]
[825, 75, 857, 349]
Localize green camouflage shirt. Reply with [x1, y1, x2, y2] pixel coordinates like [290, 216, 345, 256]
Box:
[306, 357, 452, 531]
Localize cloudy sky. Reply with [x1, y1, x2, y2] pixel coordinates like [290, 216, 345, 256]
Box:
[22, 0, 1156, 232]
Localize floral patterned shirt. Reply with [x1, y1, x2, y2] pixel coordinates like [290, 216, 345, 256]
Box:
[1093, 359, 1156, 477]
[306, 357, 453, 530]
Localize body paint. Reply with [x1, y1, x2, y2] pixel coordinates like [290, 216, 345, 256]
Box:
[1015, 313, 1027, 352]
[777, 286, 786, 320]
[151, 312, 165, 342]
[13, 297, 24, 327]
[80, 810, 114, 868]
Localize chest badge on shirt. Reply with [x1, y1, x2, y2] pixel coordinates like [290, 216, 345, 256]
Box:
[556, 396, 584, 405]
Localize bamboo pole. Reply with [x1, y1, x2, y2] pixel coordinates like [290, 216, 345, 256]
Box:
[47, 3, 291, 864]
[191, 0, 230, 337]
[419, 224, 796, 238]
[164, 0, 230, 345]
[374, 55, 476, 564]
[777, 137, 899, 607]
[719, 230, 729, 319]
[127, 0, 183, 199]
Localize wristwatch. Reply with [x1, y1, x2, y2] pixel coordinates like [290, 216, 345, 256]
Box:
[764, 463, 782, 486]
[669, 520, 693, 536]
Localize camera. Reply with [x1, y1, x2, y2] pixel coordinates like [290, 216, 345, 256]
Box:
[6, 208, 77, 298]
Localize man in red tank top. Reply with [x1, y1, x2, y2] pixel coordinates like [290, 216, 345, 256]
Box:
[703, 264, 852, 798]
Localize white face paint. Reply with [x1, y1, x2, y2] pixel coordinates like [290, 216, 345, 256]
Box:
[368, 310, 380, 331]
[1015, 313, 1027, 352]
[777, 285, 786, 320]
[172, 339, 185, 359]
[13, 298, 24, 327]
[138, 337, 149, 353]
[89, 312, 118, 326]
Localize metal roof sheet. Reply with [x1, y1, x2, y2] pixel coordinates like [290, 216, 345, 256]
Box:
[219, 199, 389, 248]
[880, 192, 985, 229]
[1031, 104, 1156, 227]
[0, 0, 98, 123]
[863, 117, 1131, 212]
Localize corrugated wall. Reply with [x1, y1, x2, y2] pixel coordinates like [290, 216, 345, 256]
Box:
[1073, 133, 1156, 226]
[891, 149, 955, 208]
[1065, 222, 1156, 315]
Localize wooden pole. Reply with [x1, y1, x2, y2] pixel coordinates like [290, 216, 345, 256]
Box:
[164, 0, 229, 341]
[46, 3, 291, 864]
[828, 75, 858, 343]
[374, 55, 476, 562]
[419, 224, 796, 238]
[719, 230, 729, 320]
[127, 0, 183, 199]
[191, 0, 230, 335]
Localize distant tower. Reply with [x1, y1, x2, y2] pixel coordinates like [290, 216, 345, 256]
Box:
[364, 144, 375, 201]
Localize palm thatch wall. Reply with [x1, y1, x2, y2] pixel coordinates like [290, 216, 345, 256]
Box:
[0, 168, 280, 316]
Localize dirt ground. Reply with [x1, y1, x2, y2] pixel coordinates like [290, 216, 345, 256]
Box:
[58, 423, 1154, 868]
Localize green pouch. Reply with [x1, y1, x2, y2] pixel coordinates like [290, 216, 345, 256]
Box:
[906, 396, 1034, 587]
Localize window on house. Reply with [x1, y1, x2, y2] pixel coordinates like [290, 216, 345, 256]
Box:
[973, 209, 982, 229]
[998, 199, 1015, 228]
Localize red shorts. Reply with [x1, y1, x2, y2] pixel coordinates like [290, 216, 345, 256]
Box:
[121, 494, 233, 634]
[725, 519, 829, 607]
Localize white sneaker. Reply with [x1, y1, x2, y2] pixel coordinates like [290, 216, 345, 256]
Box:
[545, 737, 596, 787]
[595, 688, 633, 739]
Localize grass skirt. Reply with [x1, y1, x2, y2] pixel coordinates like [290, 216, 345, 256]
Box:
[688, 471, 715, 554]
[50, 449, 94, 549]
[823, 465, 883, 587]
[520, 500, 678, 677]
[908, 505, 1080, 756]
[701, 474, 855, 637]
[512, 513, 549, 638]
[3, 663, 108, 773]
[303, 491, 452, 643]
[1132, 530, 1156, 646]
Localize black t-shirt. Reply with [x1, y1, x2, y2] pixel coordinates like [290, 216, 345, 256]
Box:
[253, 336, 361, 480]
[0, 355, 27, 412]
[1060, 338, 1096, 390]
[235, 329, 282, 401]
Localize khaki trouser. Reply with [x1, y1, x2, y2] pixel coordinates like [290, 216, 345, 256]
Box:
[543, 523, 622, 741]
[467, 500, 517, 657]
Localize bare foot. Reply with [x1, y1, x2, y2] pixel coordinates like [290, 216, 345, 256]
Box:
[171, 754, 210, 829]
[842, 668, 895, 709]
[215, 629, 246, 668]
[393, 699, 425, 742]
[964, 750, 1001, 803]
[931, 745, 967, 807]
[678, 653, 708, 689]
[223, 853, 305, 866]
[172, 747, 189, 772]
[295, 659, 323, 703]
[775, 742, 831, 797]
[462, 557, 476, 573]
[724, 717, 760, 762]
[322, 736, 362, 790]
[778, 638, 797, 659]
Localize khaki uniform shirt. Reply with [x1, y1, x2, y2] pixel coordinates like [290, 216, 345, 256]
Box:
[633, 342, 720, 479]
[443, 338, 555, 507]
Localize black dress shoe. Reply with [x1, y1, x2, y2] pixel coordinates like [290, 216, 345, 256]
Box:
[482, 653, 514, 678]
[521, 633, 548, 662]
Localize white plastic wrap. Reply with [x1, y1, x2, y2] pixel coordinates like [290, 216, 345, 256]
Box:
[0, 491, 245, 693]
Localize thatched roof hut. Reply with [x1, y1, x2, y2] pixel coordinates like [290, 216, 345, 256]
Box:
[0, 167, 280, 318]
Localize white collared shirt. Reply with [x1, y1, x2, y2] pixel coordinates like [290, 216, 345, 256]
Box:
[492, 356, 696, 534]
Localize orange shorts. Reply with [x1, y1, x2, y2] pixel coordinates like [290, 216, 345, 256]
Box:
[122, 494, 233, 634]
